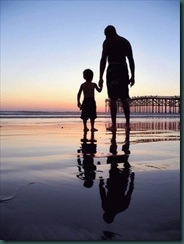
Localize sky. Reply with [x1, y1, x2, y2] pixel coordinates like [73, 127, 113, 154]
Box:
[0, 0, 180, 112]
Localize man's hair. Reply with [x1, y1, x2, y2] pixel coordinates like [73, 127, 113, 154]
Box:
[83, 69, 93, 81]
[104, 25, 117, 37]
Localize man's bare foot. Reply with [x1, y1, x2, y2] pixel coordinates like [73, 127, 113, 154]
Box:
[106, 126, 117, 131]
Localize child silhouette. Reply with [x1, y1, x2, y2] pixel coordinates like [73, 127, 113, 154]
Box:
[77, 69, 102, 131]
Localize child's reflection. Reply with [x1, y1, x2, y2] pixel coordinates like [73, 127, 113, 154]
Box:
[99, 129, 134, 223]
[77, 131, 97, 188]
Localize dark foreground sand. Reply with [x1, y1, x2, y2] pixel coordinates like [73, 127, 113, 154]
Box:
[0, 117, 180, 240]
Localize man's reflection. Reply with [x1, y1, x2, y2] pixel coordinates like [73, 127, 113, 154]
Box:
[77, 131, 97, 188]
[99, 129, 134, 223]
[122, 127, 131, 155]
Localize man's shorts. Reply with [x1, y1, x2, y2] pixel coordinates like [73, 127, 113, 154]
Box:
[81, 97, 97, 120]
[106, 63, 130, 100]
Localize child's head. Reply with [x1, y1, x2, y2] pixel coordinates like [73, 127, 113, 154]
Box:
[83, 69, 93, 81]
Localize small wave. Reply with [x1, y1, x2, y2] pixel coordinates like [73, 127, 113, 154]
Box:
[0, 195, 15, 202]
[0, 111, 180, 119]
[0, 182, 36, 203]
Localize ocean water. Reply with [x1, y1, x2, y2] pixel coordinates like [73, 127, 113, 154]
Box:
[0, 110, 180, 119]
[0, 111, 180, 133]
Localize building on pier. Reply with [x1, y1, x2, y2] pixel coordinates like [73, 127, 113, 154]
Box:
[105, 96, 180, 114]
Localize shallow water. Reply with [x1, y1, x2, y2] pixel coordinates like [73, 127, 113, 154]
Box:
[0, 117, 180, 240]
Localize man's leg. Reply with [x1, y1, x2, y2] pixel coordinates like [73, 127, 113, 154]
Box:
[122, 99, 130, 126]
[107, 99, 117, 130]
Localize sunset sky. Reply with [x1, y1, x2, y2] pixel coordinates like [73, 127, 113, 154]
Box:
[1, 0, 180, 112]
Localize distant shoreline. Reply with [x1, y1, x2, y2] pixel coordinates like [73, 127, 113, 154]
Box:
[0, 110, 180, 119]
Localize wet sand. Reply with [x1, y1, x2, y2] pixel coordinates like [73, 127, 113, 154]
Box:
[0, 117, 180, 240]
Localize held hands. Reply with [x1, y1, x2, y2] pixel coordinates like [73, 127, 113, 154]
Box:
[129, 77, 135, 87]
[98, 79, 104, 89]
[77, 102, 81, 109]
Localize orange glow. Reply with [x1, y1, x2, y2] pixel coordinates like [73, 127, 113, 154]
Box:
[1, 95, 106, 112]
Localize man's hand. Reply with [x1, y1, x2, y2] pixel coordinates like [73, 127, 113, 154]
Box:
[98, 79, 104, 88]
[129, 77, 135, 87]
[77, 102, 81, 109]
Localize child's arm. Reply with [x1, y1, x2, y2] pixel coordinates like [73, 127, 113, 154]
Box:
[77, 85, 83, 108]
[95, 83, 103, 93]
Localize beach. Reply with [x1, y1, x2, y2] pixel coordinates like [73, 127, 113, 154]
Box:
[0, 115, 180, 240]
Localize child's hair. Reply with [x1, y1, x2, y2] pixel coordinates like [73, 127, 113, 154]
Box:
[83, 69, 93, 81]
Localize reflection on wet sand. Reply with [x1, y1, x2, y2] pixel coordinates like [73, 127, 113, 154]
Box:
[99, 165, 134, 224]
[105, 120, 180, 143]
[77, 131, 98, 188]
[77, 128, 135, 227]
[76, 118, 180, 230]
[99, 129, 134, 225]
[105, 120, 180, 131]
[0, 117, 180, 240]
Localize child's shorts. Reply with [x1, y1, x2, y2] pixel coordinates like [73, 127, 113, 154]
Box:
[81, 97, 97, 120]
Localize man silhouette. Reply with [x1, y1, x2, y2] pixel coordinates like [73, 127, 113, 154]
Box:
[99, 25, 135, 131]
[99, 164, 134, 224]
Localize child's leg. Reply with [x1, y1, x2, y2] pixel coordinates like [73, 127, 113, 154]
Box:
[90, 119, 98, 131]
[83, 119, 89, 131]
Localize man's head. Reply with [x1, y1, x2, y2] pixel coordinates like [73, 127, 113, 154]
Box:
[104, 25, 117, 37]
[83, 69, 93, 81]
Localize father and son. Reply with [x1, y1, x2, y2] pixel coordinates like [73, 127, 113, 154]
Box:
[77, 25, 135, 132]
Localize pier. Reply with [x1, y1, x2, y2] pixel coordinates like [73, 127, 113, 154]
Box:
[105, 96, 180, 114]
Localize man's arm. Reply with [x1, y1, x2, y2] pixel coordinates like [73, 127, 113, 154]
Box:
[127, 44, 135, 87]
[99, 54, 107, 80]
[99, 42, 107, 86]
